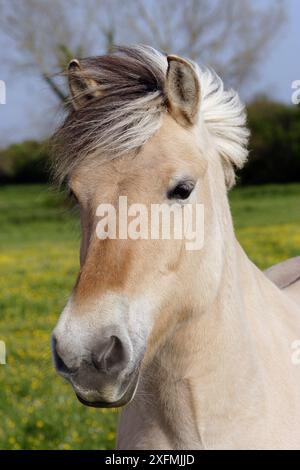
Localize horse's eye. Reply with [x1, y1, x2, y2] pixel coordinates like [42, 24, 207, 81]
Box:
[167, 180, 195, 200]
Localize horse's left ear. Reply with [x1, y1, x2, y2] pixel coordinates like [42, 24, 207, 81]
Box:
[68, 59, 103, 110]
[166, 55, 200, 127]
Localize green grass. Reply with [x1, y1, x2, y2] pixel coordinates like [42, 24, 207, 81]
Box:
[0, 183, 299, 449]
[230, 184, 300, 268]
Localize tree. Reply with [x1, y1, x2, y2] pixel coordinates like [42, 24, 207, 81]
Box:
[0, 0, 286, 103]
[126, 0, 286, 90]
[0, 0, 121, 101]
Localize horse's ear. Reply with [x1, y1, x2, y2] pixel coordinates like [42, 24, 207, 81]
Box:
[166, 55, 200, 127]
[68, 59, 102, 110]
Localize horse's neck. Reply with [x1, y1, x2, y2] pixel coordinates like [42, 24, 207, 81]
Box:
[118, 236, 299, 449]
[147, 240, 267, 448]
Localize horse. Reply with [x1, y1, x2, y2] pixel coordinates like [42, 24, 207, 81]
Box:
[51, 45, 300, 449]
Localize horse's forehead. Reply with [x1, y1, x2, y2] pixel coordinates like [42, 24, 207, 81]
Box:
[142, 115, 200, 161]
[70, 115, 201, 194]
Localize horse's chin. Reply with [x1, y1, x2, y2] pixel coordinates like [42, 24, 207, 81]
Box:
[74, 371, 140, 409]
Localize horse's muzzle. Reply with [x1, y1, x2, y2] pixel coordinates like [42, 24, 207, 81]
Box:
[51, 333, 139, 408]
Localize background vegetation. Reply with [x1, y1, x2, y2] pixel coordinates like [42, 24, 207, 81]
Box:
[0, 183, 299, 449]
[1, 99, 299, 186]
[240, 99, 300, 185]
[0, 0, 298, 452]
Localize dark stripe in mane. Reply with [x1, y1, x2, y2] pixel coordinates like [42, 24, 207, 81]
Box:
[51, 46, 168, 185]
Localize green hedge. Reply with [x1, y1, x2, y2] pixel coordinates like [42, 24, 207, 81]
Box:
[0, 140, 50, 184]
[239, 98, 300, 185]
[0, 99, 299, 185]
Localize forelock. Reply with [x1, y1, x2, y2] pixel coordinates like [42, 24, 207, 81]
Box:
[51, 45, 249, 187]
[51, 45, 168, 184]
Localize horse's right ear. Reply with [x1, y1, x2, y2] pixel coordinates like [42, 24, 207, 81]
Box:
[166, 55, 200, 127]
[68, 59, 102, 110]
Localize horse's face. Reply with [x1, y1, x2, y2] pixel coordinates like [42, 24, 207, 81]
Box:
[52, 53, 222, 407]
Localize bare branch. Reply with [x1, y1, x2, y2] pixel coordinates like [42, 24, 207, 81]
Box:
[0, 0, 287, 102]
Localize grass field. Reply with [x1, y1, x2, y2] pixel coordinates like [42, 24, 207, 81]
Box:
[0, 183, 300, 450]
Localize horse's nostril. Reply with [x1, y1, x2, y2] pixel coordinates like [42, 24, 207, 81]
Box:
[52, 336, 74, 375]
[92, 336, 128, 373]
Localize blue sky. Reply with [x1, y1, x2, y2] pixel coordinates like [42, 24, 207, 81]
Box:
[0, 0, 299, 147]
[244, 0, 300, 102]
